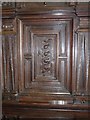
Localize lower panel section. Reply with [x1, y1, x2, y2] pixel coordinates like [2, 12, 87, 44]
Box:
[2, 101, 89, 120]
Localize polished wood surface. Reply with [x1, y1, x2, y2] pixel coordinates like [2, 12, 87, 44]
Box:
[1, 2, 90, 120]
[17, 18, 72, 101]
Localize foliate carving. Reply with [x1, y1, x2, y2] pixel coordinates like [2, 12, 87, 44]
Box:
[34, 34, 56, 78]
[40, 38, 51, 76]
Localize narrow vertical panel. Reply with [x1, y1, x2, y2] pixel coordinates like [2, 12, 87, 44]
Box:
[13, 35, 18, 92]
[24, 26, 32, 88]
[24, 26, 29, 54]
[8, 36, 15, 91]
[77, 33, 83, 94]
[2, 36, 7, 91]
[88, 31, 90, 95]
[81, 34, 85, 93]
[59, 25, 66, 56]
[84, 33, 89, 95]
[51, 35, 57, 79]
[58, 21, 72, 91]
[72, 32, 78, 94]
[24, 59, 32, 88]
[77, 33, 86, 95]
[34, 34, 39, 78]
[2, 19, 18, 95]
[24, 26, 31, 55]
[66, 22, 71, 91]
[2, 18, 18, 95]
[5, 36, 11, 92]
[58, 59, 67, 86]
[0, 16, 2, 119]
[2, 35, 17, 93]
[18, 20, 25, 92]
[31, 32, 34, 81]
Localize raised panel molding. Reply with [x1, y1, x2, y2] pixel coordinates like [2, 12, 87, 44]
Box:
[33, 34, 57, 79]
[72, 16, 90, 97]
[2, 3, 90, 120]
[2, 18, 18, 100]
[73, 31, 89, 96]
[77, 32, 89, 95]
[2, 16, 89, 104]
[14, 18, 74, 106]
[2, 34, 18, 100]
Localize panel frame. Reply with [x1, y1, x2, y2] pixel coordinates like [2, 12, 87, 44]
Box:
[17, 17, 73, 95]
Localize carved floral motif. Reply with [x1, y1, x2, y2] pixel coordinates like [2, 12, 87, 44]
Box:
[41, 38, 51, 76]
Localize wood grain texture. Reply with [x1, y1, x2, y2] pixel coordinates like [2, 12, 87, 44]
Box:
[17, 18, 73, 104]
[2, 2, 90, 120]
[72, 17, 90, 96]
[2, 34, 18, 99]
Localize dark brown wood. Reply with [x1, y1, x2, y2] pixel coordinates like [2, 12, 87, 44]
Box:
[72, 17, 90, 96]
[2, 101, 89, 120]
[17, 18, 73, 97]
[1, 2, 90, 120]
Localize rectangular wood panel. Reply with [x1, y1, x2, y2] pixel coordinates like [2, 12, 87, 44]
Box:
[17, 19, 72, 97]
[2, 35, 18, 94]
[33, 34, 57, 80]
[2, 3, 90, 120]
[76, 32, 89, 95]
[24, 59, 32, 88]
[58, 59, 67, 86]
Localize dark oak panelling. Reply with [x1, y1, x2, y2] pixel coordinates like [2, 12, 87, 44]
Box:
[2, 18, 18, 99]
[2, 2, 90, 120]
[2, 35, 18, 95]
[72, 17, 90, 96]
[17, 19, 72, 100]
[76, 32, 89, 95]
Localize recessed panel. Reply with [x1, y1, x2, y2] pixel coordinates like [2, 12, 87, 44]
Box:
[33, 34, 57, 80]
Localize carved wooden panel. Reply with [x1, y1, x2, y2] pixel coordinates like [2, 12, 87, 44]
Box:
[72, 17, 90, 97]
[33, 34, 57, 79]
[17, 18, 73, 101]
[77, 32, 89, 95]
[2, 35, 18, 95]
[73, 31, 90, 95]
[2, 3, 90, 120]
[2, 17, 89, 104]
[2, 18, 18, 100]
